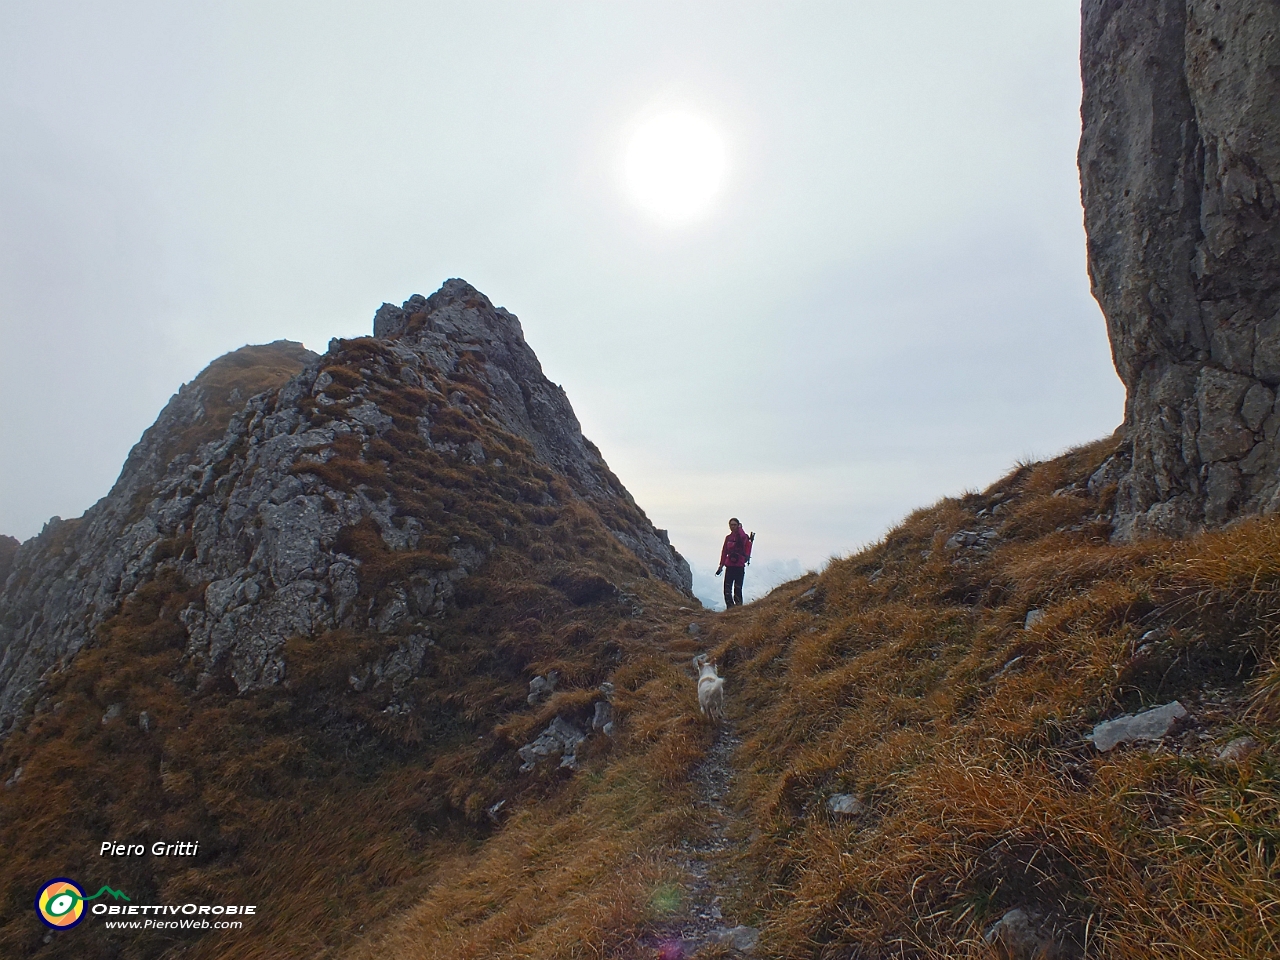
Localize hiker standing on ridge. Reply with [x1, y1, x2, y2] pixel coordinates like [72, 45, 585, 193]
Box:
[716, 518, 754, 608]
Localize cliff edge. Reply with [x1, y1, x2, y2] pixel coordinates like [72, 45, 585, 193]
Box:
[1081, 0, 1280, 538]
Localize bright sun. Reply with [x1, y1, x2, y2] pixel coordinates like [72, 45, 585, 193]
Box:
[623, 110, 727, 224]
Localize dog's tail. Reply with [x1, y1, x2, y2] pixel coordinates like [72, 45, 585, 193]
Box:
[708, 677, 726, 723]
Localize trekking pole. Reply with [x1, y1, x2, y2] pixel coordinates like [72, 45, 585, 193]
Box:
[748, 531, 755, 565]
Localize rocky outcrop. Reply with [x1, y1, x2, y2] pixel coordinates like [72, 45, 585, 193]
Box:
[0, 341, 317, 733]
[1080, 0, 1280, 539]
[0, 282, 691, 736]
[371, 281, 691, 589]
[0, 537, 16, 588]
[517, 716, 587, 772]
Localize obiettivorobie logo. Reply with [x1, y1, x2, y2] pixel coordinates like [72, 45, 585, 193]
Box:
[35, 878, 130, 929]
[35, 877, 257, 932]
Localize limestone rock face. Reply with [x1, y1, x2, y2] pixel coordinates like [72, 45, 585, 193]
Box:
[0, 341, 318, 734]
[1080, 0, 1280, 539]
[0, 281, 691, 736]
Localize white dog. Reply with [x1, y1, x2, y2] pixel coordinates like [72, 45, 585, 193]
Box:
[694, 654, 725, 722]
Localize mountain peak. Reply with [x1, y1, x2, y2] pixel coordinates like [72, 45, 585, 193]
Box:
[0, 285, 689, 734]
[372, 279, 522, 344]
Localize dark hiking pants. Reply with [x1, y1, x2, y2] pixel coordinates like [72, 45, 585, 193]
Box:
[724, 566, 745, 607]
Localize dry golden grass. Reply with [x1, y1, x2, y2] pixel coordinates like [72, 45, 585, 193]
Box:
[345, 659, 710, 960]
[323, 437, 1278, 959]
[5, 404, 1279, 959]
[163, 340, 316, 464]
[306, 437, 1269, 959]
[0, 337, 697, 960]
[692, 439, 1280, 959]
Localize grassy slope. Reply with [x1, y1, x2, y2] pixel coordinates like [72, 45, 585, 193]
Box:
[341, 436, 1280, 960]
[3, 332, 1277, 959]
[160, 340, 319, 464]
[720, 438, 1279, 958]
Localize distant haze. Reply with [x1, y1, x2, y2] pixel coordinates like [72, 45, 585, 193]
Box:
[0, 1, 1122, 576]
[691, 556, 806, 612]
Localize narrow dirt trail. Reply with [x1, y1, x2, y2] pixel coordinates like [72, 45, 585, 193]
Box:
[638, 723, 760, 958]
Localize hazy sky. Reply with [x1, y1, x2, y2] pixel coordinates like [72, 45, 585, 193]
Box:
[0, 1, 1124, 578]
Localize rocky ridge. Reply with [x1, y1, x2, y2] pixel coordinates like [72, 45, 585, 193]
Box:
[0, 341, 317, 733]
[0, 281, 691, 736]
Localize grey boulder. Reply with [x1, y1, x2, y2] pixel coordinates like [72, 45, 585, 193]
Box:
[1088, 701, 1188, 752]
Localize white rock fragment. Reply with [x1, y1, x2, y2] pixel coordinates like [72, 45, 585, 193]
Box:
[993, 655, 1025, 678]
[1088, 701, 1187, 752]
[592, 701, 613, 733]
[1218, 736, 1261, 762]
[714, 925, 760, 952]
[526, 670, 559, 705]
[984, 908, 1058, 959]
[517, 716, 586, 773]
[827, 793, 864, 816]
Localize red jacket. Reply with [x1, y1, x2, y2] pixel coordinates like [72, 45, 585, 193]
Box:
[720, 528, 752, 568]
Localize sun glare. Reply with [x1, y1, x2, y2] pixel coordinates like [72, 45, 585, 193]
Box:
[623, 110, 727, 224]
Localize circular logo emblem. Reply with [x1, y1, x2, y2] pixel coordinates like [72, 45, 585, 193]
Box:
[35, 878, 86, 929]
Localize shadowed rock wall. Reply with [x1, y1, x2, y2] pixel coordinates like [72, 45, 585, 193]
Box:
[1080, 0, 1280, 539]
